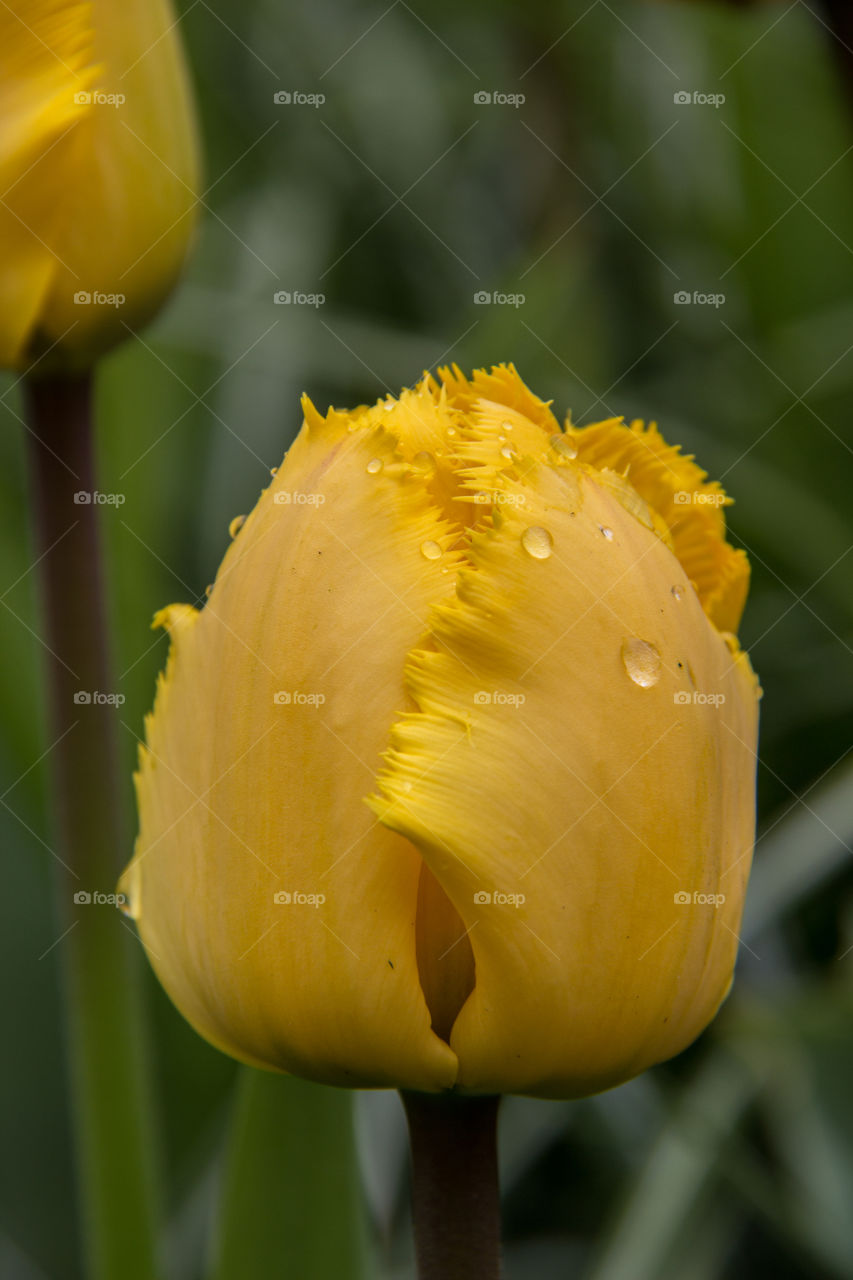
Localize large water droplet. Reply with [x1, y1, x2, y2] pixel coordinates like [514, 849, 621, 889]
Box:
[229, 515, 246, 539]
[550, 433, 577, 459]
[621, 638, 662, 688]
[500, 445, 515, 459]
[420, 540, 442, 560]
[501, 420, 514, 432]
[521, 526, 553, 560]
[599, 525, 614, 541]
[412, 451, 435, 472]
[366, 457, 383, 474]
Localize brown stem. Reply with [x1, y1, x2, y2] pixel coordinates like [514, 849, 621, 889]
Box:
[401, 1090, 502, 1280]
[24, 373, 161, 1280]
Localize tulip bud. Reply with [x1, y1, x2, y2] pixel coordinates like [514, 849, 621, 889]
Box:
[0, 0, 199, 371]
[120, 364, 760, 1098]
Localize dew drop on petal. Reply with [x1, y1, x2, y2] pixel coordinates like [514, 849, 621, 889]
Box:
[118, 896, 135, 919]
[270, 466, 278, 477]
[599, 525, 614, 541]
[366, 457, 383, 474]
[229, 515, 246, 539]
[500, 445, 515, 459]
[204, 583, 213, 598]
[621, 638, 662, 688]
[412, 451, 435, 472]
[550, 433, 577, 459]
[502, 420, 514, 432]
[521, 526, 553, 559]
[671, 584, 684, 601]
[446, 426, 457, 437]
[420, 540, 442, 560]
[383, 400, 395, 412]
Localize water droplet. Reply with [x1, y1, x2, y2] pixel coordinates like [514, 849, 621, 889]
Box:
[118, 896, 135, 919]
[599, 525, 614, 541]
[204, 583, 213, 598]
[412, 451, 435, 472]
[383, 400, 395, 412]
[621, 638, 662, 688]
[420, 540, 442, 560]
[550, 433, 577, 459]
[501, 420, 514, 432]
[446, 426, 457, 437]
[366, 457, 383, 474]
[500, 445, 515, 459]
[270, 466, 278, 477]
[521, 526, 553, 560]
[229, 515, 246, 539]
[671, 584, 684, 601]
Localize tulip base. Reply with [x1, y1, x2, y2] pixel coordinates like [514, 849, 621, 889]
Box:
[401, 1090, 502, 1280]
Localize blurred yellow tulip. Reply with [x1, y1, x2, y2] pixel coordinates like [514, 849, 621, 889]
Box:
[0, 0, 199, 371]
[120, 364, 760, 1098]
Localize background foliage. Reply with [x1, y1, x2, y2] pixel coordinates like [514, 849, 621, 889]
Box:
[2, 1, 853, 1276]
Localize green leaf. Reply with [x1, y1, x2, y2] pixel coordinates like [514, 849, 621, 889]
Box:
[212, 1069, 372, 1280]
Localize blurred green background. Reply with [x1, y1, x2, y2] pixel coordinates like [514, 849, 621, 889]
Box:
[3, 0, 853, 1276]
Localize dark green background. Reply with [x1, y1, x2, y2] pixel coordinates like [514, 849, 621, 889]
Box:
[3, 1, 853, 1276]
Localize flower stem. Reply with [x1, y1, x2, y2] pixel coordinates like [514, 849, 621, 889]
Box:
[401, 1090, 502, 1280]
[24, 372, 162, 1280]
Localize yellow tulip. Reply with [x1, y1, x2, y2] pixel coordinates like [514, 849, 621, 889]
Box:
[0, 0, 199, 371]
[120, 364, 760, 1099]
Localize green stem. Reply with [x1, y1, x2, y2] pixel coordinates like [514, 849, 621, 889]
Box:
[24, 373, 162, 1280]
[401, 1090, 502, 1280]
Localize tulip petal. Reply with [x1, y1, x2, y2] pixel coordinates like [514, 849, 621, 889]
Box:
[125, 412, 466, 1090]
[0, 1, 97, 364]
[371, 454, 759, 1098]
